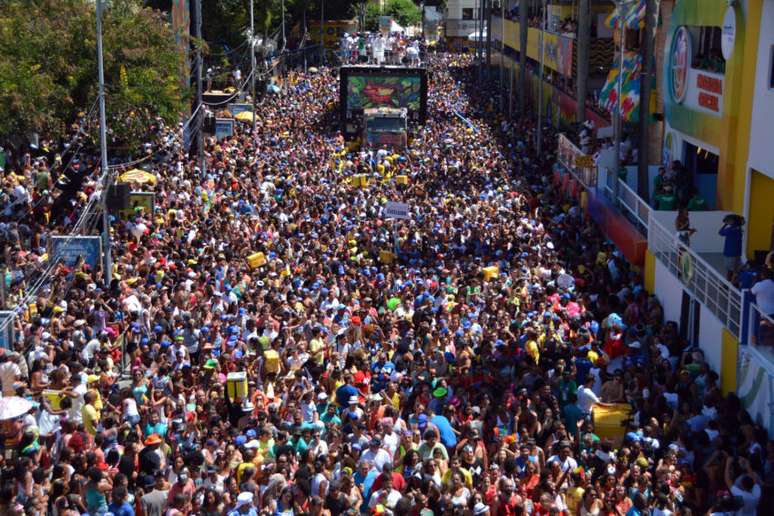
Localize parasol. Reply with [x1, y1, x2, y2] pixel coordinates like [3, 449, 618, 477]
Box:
[0, 396, 33, 421]
[118, 168, 157, 186]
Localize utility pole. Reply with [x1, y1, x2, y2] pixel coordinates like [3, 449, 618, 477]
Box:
[518, 0, 527, 113]
[478, 0, 485, 79]
[499, 0, 504, 110]
[613, 0, 626, 204]
[195, 0, 205, 174]
[638, 0, 657, 201]
[320, 0, 325, 64]
[576, 0, 590, 128]
[250, 0, 257, 135]
[486, 0, 492, 70]
[536, 0, 546, 155]
[96, 0, 112, 288]
[281, 0, 286, 50]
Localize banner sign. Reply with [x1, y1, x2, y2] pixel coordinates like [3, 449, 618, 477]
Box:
[119, 192, 155, 220]
[228, 103, 252, 116]
[215, 118, 235, 140]
[384, 201, 410, 220]
[50, 236, 102, 270]
[0, 311, 14, 350]
[557, 134, 598, 188]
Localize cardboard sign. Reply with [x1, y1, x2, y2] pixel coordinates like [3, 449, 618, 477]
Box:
[384, 201, 410, 220]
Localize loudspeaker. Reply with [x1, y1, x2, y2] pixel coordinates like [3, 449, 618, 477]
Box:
[107, 182, 130, 212]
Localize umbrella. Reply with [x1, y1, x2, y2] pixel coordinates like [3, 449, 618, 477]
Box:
[0, 396, 33, 421]
[308, 67, 319, 74]
[118, 168, 157, 186]
[234, 111, 256, 123]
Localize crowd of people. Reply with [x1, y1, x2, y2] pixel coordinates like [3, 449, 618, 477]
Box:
[340, 33, 423, 67]
[0, 51, 771, 516]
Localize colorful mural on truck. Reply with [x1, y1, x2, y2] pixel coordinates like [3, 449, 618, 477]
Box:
[346, 76, 422, 111]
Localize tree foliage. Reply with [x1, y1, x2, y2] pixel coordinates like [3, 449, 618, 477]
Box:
[385, 0, 422, 28]
[0, 0, 187, 151]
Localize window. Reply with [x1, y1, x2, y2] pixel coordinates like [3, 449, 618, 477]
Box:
[462, 8, 474, 20]
[690, 26, 725, 74]
[770, 45, 774, 89]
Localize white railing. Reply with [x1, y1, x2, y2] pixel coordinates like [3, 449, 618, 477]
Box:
[742, 296, 774, 351]
[617, 180, 650, 233]
[557, 134, 598, 188]
[648, 215, 743, 337]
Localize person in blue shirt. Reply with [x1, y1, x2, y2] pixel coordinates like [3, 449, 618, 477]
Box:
[428, 407, 458, 449]
[719, 215, 743, 278]
[335, 376, 359, 407]
[107, 485, 134, 516]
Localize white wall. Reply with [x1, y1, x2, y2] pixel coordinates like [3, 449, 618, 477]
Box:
[699, 304, 724, 374]
[655, 259, 683, 325]
[747, 0, 774, 179]
[445, 0, 478, 20]
[651, 210, 735, 253]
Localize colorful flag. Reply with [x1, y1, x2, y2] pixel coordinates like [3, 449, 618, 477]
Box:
[598, 52, 642, 122]
[604, 0, 646, 30]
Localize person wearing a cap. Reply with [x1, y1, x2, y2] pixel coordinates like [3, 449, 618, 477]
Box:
[228, 491, 257, 515]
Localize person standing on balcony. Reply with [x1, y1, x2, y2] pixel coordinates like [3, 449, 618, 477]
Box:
[719, 215, 744, 280]
[751, 269, 774, 319]
[675, 207, 696, 247]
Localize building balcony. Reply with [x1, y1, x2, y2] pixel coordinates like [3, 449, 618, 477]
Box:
[445, 19, 479, 38]
[490, 16, 613, 79]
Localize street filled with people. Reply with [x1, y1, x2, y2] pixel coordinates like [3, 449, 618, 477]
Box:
[0, 52, 771, 516]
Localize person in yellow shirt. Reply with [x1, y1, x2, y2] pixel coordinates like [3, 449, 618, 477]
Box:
[82, 391, 101, 436]
[441, 456, 473, 489]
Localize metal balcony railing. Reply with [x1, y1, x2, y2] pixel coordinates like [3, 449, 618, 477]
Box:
[617, 180, 650, 235]
[648, 214, 743, 337]
[557, 134, 598, 188]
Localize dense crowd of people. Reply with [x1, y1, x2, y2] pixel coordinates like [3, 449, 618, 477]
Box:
[0, 52, 771, 516]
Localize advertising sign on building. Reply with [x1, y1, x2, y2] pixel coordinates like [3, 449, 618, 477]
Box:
[721, 7, 737, 60]
[669, 26, 691, 104]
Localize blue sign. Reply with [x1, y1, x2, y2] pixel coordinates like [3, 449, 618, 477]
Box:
[0, 311, 14, 350]
[215, 118, 235, 141]
[227, 103, 252, 116]
[50, 236, 102, 271]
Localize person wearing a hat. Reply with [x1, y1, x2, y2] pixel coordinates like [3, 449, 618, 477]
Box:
[228, 491, 257, 515]
[139, 434, 165, 477]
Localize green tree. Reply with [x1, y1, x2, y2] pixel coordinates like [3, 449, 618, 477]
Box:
[364, 2, 381, 31]
[0, 0, 187, 151]
[385, 0, 421, 27]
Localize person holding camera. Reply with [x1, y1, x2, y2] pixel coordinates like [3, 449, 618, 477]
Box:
[719, 215, 744, 280]
[724, 456, 762, 516]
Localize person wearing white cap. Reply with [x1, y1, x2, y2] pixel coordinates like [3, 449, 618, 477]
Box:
[228, 491, 257, 515]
